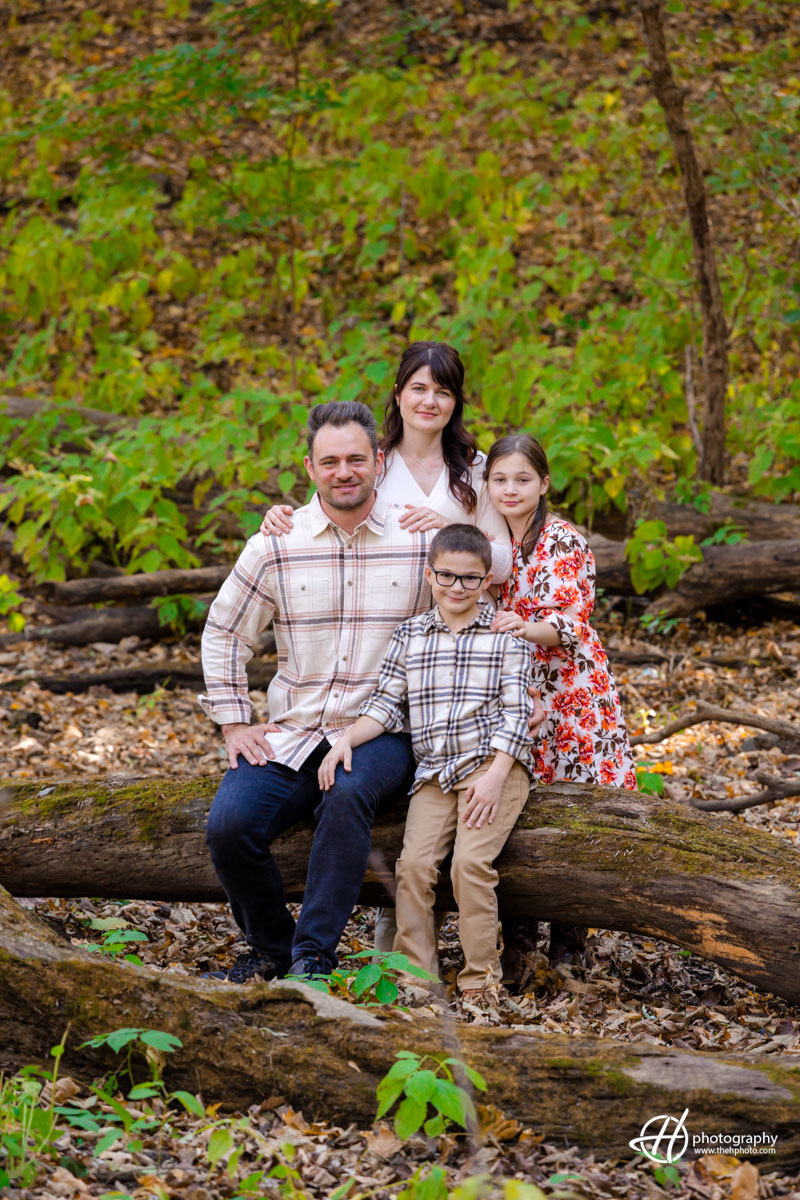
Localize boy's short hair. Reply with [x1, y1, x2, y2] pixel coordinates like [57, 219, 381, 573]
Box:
[428, 524, 492, 573]
[307, 401, 378, 457]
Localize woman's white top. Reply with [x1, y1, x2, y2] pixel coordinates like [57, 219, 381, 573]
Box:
[379, 450, 512, 583]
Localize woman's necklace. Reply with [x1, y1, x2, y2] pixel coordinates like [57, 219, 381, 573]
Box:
[399, 447, 445, 478]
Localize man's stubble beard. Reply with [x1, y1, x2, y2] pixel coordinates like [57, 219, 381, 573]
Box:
[317, 480, 375, 511]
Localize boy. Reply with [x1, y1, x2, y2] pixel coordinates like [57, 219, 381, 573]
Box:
[318, 524, 533, 998]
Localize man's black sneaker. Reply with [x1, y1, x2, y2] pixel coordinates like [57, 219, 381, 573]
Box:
[287, 955, 330, 980]
[204, 949, 287, 984]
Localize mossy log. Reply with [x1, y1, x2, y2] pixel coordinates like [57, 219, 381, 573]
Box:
[37, 538, 800, 620]
[2, 776, 800, 1004]
[1, 884, 799, 1164]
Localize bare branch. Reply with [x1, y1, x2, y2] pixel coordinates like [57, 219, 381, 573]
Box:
[631, 701, 800, 753]
[692, 773, 800, 814]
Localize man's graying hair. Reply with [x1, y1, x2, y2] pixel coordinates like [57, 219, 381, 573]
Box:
[306, 401, 378, 457]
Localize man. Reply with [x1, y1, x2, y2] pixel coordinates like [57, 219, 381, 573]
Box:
[200, 401, 431, 982]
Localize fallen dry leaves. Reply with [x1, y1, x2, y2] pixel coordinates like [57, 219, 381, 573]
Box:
[2, 607, 800, 1198]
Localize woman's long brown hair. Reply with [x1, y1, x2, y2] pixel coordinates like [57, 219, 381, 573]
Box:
[380, 341, 478, 514]
[484, 434, 550, 561]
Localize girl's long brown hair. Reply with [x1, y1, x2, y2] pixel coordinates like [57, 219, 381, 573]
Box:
[380, 341, 478, 514]
[484, 434, 550, 561]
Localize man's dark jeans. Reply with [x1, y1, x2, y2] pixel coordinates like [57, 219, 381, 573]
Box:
[206, 732, 415, 972]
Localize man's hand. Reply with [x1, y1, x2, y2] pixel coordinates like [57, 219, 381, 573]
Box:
[318, 736, 353, 791]
[222, 722, 280, 769]
[527, 687, 545, 737]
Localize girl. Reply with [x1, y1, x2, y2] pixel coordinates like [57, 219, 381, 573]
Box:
[486, 434, 636, 974]
[486, 434, 636, 790]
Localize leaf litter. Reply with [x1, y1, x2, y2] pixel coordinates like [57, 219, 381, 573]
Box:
[1, 607, 800, 1199]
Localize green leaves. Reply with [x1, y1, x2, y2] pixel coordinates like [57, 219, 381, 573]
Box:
[374, 1052, 485, 1141]
[625, 520, 704, 595]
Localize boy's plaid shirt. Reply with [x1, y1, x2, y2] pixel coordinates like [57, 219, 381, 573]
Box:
[199, 493, 431, 770]
[358, 602, 534, 792]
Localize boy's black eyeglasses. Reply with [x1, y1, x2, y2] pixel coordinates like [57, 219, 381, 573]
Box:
[431, 570, 487, 591]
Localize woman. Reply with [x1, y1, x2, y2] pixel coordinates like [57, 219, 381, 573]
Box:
[261, 341, 512, 580]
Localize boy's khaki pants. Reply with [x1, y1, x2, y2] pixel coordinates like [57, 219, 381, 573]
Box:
[393, 760, 530, 991]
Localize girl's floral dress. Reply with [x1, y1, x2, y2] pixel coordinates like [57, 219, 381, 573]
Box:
[498, 517, 636, 789]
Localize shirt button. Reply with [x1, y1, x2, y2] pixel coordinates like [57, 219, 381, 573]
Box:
[347, 580, 353, 587]
[342, 655, 347, 662]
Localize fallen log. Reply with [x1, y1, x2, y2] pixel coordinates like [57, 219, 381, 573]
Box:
[2, 886, 798, 1161]
[2, 660, 277, 695]
[0, 603, 210, 650]
[2, 776, 800, 1005]
[46, 566, 230, 606]
[41, 538, 800, 617]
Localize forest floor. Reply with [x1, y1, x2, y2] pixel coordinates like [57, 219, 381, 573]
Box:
[2, 602, 800, 1200]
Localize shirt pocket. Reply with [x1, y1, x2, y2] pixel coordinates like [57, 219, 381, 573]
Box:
[363, 565, 417, 639]
[287, 575, 335, 643]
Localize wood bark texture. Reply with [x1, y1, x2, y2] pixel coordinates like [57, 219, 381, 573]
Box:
[1, 885, 799, 1162]
[640, 0, 729, 484]
[29, 539, 800, 625]
[2, 777, 800, 1004]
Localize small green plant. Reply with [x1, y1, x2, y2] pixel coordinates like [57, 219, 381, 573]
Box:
[284, 950, 437, 1004]
[700, 522, 746, 546]
[639, 610, 680, 637]
[635, 762, 664, 796]
[653, 1163, 681, 1188]
[0, 573, 25, 633]
[84, 916, 149, 965]
[343, 950, 438, 1005]
[625, 520, 703, 594]
[80, 1026, 182, 1090]
[0, 1035, 68, 1188]
[375, 1051, 486, 1140]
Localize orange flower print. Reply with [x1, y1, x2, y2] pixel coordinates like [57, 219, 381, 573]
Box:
[554, 723, 576, 753]
[501, 522, 635, 790]
[599, 759, 617, 784]
[553, 585, 579, 608]
[589, 669, 609, 695]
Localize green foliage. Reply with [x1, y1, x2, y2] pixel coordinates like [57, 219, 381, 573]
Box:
[625, 520, 703, 594]
[0, 573, 25, 632]
[375, 1052, 486, 1140]
[83, 916, 149, 966]
[0, 1034, 68, 1189]
[0, 0, 799, 590]
[653, 1163, 682, 1188]
[635, 762, 665, 797]
[284, 950, 437, 1004]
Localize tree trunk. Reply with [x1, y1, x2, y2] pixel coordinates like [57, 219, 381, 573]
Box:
[46, 567, 230, 606]
[2, 660, 276, 696]
[640, 0, 729, 484]
[1, 885, 799, 1161]
[2, 776, 800, 1005]
[26, 538, 800, 622]
[640, 538, 800, 617]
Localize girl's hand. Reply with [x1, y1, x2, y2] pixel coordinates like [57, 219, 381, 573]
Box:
[318, 737, 352, 791]
[399, 505, 447, 533]
[490, 610, 528, 639]
[260, 504, 295, 537]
